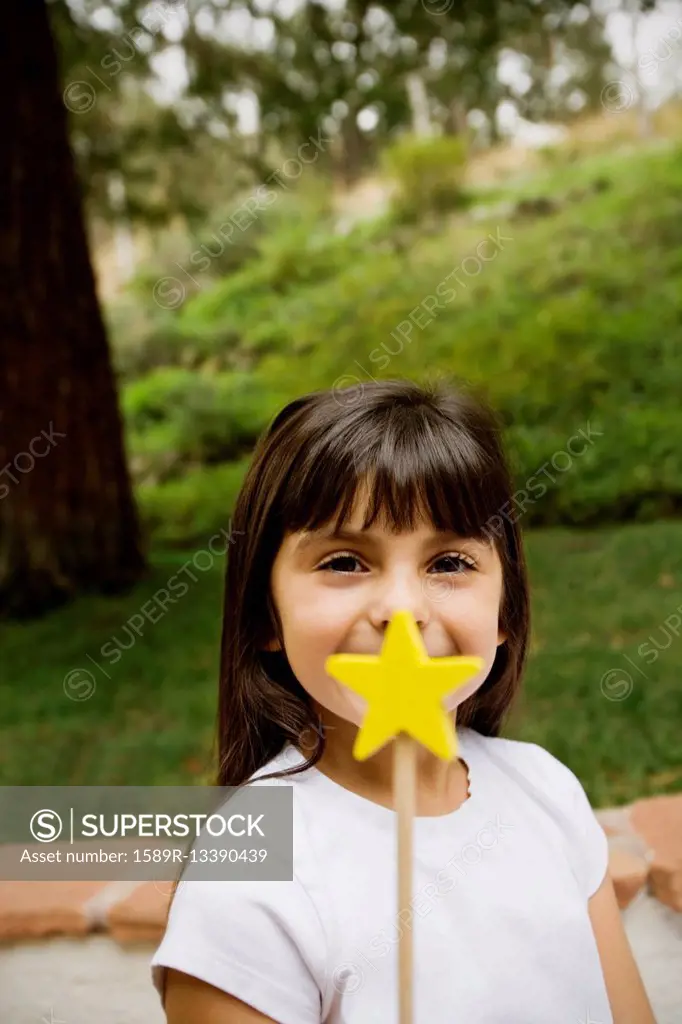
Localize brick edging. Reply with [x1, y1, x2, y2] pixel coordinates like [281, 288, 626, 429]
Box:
[0, 795, 680, 946]
[596, 795, 682, 911]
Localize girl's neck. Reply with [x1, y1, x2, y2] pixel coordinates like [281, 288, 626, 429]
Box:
[298, 709, 470, 816]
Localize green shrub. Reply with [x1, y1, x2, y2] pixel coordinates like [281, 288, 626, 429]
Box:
[110, 308, 243, 381]
[181, 215, 391, 325]
[381, 133, 468, 220]
[137, 461, 252, 547]
[122, 369, 274, 482]
[537, 144, 564, 168]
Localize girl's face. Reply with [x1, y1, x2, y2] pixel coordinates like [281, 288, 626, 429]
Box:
[266, 490, 507, 727]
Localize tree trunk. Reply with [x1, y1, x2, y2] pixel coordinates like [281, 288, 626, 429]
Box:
[336, 113, 369, 187]
[406, 73, 433, 137]
[627, 0, 654, 140]
[445, 97, 469, 137]
[0, 0, 146, 618]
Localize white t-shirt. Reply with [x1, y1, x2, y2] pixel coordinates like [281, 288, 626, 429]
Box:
[150, 726, 612, 1023]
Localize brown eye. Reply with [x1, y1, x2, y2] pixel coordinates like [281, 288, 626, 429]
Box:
[431, 553, 476, 574]
[318, 554, 363, 574]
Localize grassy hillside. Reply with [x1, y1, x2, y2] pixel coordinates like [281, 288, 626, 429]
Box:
[113, 140, 682, 547]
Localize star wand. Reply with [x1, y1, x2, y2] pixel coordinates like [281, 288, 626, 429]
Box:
[325, 609, 483, 1024]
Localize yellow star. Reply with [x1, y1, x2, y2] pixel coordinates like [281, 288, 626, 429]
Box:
[325, 609, 484, 761]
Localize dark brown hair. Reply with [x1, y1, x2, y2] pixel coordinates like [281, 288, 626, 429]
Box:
[215, 376, 530, 788]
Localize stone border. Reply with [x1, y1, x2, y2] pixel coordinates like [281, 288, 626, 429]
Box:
[0, 795, 679, 945]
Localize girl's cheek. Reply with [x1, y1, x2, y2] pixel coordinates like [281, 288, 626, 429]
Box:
[290, 607, 346, 646]
[293, 589, 356, 631]
[448, 597, 501, 644]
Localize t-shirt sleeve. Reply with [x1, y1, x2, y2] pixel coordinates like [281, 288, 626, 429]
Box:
[565, 766, 609, 897]
[528, 744, 609, 900]
[150, 876, 326, 1024]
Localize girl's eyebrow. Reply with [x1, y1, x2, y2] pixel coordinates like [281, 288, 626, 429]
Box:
[294, 528, 368, 553]
[294, 528, 485, 553]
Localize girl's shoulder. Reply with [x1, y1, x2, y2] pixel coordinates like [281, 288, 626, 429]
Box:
[247, 745, 310, 784]
[464, 727, 607, 892]
[461, 726, 586, 802]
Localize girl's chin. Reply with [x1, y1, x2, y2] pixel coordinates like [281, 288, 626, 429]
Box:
[310, 686, 369, 729]
[342, 691, 369, 727]
[444, 675, 485, 712]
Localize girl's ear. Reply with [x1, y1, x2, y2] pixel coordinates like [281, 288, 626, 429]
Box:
[263, 636, 282, 652]
[497, 628, 507, 646]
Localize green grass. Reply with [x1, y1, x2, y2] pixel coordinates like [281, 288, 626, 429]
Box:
[0, 552, 224, 789]
[509, 519, 682, 806]
[2, 523, 681, 807]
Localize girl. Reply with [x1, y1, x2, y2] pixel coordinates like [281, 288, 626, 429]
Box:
[151, 377, 655, 1024]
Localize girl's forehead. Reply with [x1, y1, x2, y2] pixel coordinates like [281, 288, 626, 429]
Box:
[341, 478, 431, 529]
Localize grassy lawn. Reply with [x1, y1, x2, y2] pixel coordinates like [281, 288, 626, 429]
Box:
[2, 521, 681, 807]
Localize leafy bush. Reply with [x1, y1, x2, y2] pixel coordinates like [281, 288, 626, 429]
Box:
[109, 304, 243, 381]
[175, 213, 400, 364]
[381, 133, 468, 220]
[123, 369, 275, 482]
[137, 461, 252, 547]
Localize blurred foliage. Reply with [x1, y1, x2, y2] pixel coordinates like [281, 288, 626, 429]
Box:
[122, 368, 277, 481]
[381, 133, 468, 221]
[179, 211, 399, 336]
[136, 460, 253, 545]
[48, 0, 655, 222]
[107, 140, 682, 546]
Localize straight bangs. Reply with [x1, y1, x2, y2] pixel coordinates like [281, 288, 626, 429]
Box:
[275, 395, 507, 544]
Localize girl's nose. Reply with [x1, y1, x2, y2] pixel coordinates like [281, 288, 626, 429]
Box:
[368, 573, 431, 632]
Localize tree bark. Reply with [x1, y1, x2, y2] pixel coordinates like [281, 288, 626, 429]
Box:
[445, 97, 469, 137]
[336, 112, 370, 187]
[0, 0, 146, 617]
